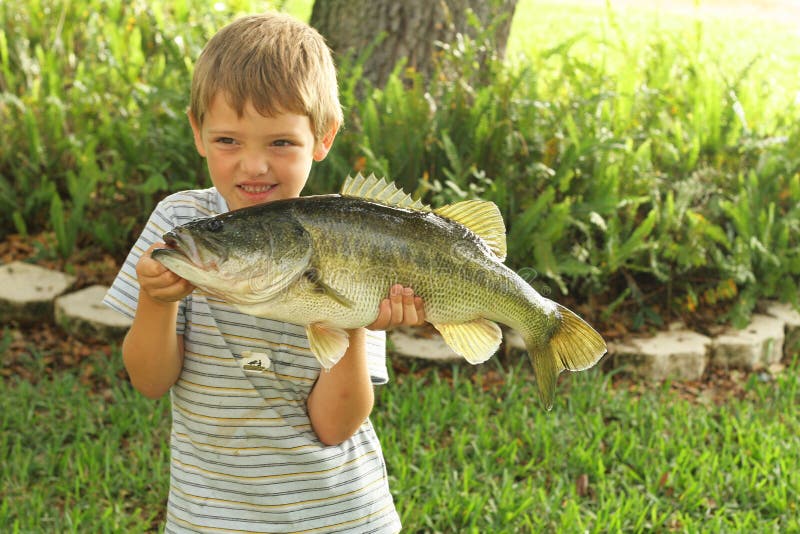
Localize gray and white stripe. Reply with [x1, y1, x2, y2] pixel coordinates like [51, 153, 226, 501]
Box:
[105, 189, 400, 533]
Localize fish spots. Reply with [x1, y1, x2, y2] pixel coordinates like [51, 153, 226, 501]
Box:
[206, 219, 224, 232]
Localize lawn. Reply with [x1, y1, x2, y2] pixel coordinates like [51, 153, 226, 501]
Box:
[2, 335, 798, 532]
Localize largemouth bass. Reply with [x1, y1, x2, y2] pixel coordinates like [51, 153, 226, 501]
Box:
[152, 174, 606, 408]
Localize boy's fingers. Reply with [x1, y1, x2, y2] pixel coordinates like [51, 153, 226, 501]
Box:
[143, 268, 177, 290]
[414, 296, 426, 324]
[137, 242, 195, 302]
[401, 287, 419, 325]
[366, 298, 391, 330]
[137, 243, 170, 277]
[389, 284, 404, 325]
[147, 277, 194, 303]
[369, 285, 426, 330]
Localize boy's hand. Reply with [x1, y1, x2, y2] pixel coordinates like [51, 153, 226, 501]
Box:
[367, 284, 426, 330]
[136, 243, 195, 304]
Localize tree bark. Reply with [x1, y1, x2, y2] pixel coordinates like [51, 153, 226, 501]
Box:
[310, 0, 518, 87]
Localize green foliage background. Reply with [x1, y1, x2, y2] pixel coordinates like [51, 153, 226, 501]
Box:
[1, 0, 799, 328]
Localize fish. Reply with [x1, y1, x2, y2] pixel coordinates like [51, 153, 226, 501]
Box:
[152, 173, 607, 409]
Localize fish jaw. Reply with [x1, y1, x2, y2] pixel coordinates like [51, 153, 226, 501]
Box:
[150, 247, 228, 294]
[162, 228, 225, 269]
[152, 222, 315, 307]
[151, 247, 274, 303]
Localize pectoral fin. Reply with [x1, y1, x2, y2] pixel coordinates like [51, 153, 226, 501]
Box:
[306, 323, 351, 370]
[304, 268, 354, 308]
[433, 319, 503, 364]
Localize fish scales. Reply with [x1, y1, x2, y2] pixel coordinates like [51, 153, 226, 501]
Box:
[292, 196, 550, 335]
[152, 174, 607, 408]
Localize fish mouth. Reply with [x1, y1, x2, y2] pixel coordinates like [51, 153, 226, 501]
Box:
[162, 231, 182, 250]
[158, 230, 204, 266]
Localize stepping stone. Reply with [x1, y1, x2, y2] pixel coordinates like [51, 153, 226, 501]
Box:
[391, 327, 555, 364]
[765, 302, 800, 358]
[54, 285, 131, 343]
[389, 327, 461, 362]
[711, 314, 785, 370]
[503, 329, 526, 356]
[0, 261, 75, 324]
[609, 328, 711, 381]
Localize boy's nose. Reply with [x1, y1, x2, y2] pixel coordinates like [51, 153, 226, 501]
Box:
[241, 153, 269, 177]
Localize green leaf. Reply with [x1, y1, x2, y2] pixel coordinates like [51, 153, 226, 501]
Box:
[50, 193, 70, 258]
[612, 208, 658, 270]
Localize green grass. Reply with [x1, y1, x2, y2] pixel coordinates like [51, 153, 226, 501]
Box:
[377, 359, 800, 532]
[0, 346, 171, 532]
[3, 333, 798, 532]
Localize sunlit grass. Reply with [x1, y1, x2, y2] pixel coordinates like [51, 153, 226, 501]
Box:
[508, 0, 800, 132]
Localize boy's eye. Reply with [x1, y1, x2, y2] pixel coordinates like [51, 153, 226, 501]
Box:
[215, 137, 236, 145]
[272, 139, 294, 147]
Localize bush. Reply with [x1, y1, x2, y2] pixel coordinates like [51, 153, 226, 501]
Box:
[313, 6, 800, 328]
[2, 0, 799, 328]
[0, 0, 240, 255]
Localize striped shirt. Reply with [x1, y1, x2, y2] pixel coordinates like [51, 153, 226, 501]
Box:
[104, 188, 401, 533]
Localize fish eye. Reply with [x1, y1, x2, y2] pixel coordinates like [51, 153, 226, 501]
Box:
[207, 219, 224, 232]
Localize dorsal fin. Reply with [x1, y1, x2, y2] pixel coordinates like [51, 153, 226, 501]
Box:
[341, 173, 430, 211]
[435, 200, 507, 260]
[340, 173, 506, 260]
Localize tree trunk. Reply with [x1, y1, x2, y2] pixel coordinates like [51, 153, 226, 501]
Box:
[310, 0, 518, 87]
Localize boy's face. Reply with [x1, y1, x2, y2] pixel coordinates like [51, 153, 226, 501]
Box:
[190, 92, 336, 211]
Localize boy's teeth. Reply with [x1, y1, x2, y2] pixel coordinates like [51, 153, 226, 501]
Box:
[240, 184, 273, 193]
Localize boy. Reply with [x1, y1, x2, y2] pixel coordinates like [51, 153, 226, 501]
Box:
[104, 12, 423, 533]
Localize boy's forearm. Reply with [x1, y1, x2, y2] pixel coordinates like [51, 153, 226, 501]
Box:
[307, 328, 374, 446]
[122, 290, 184, 399]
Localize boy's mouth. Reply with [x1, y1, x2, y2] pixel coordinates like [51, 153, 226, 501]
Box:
[239, 183, 277, 194]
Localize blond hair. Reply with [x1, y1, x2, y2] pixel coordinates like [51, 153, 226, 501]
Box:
[190, 12, 342, 142]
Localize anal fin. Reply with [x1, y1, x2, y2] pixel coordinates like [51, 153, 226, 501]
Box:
[433, 319, 502, 364]
[306, 323, 350, 370]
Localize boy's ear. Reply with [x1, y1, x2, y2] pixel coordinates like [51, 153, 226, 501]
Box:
[313, 123, 339, 162]
[187, 110, 207, 157]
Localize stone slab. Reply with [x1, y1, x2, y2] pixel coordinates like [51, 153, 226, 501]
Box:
[54, 285, 131, 343]
[390, 326, 564, 365]
[0, 261, 76, 324]
[388, 327, 462, 362]
[765, 302, 800, 358]
[711, 313, 785, 370]
[503, 329, 526, 354]
[389, 327, 532, 363]
[610, 329, 711, 381]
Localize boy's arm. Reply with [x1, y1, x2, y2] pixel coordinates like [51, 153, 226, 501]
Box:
[122, 243, 194, 399]
[307, 285, 424, 446]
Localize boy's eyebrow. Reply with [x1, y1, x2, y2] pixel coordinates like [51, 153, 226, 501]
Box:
[206, 128, 306, 139]
[206, 129, 239, 136]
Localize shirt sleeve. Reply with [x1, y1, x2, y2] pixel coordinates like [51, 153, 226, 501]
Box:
[365, 329, 389, 385]
[103, 198, 187, 335]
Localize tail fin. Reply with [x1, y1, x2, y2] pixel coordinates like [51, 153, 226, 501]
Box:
[525, 304, 607, 410]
